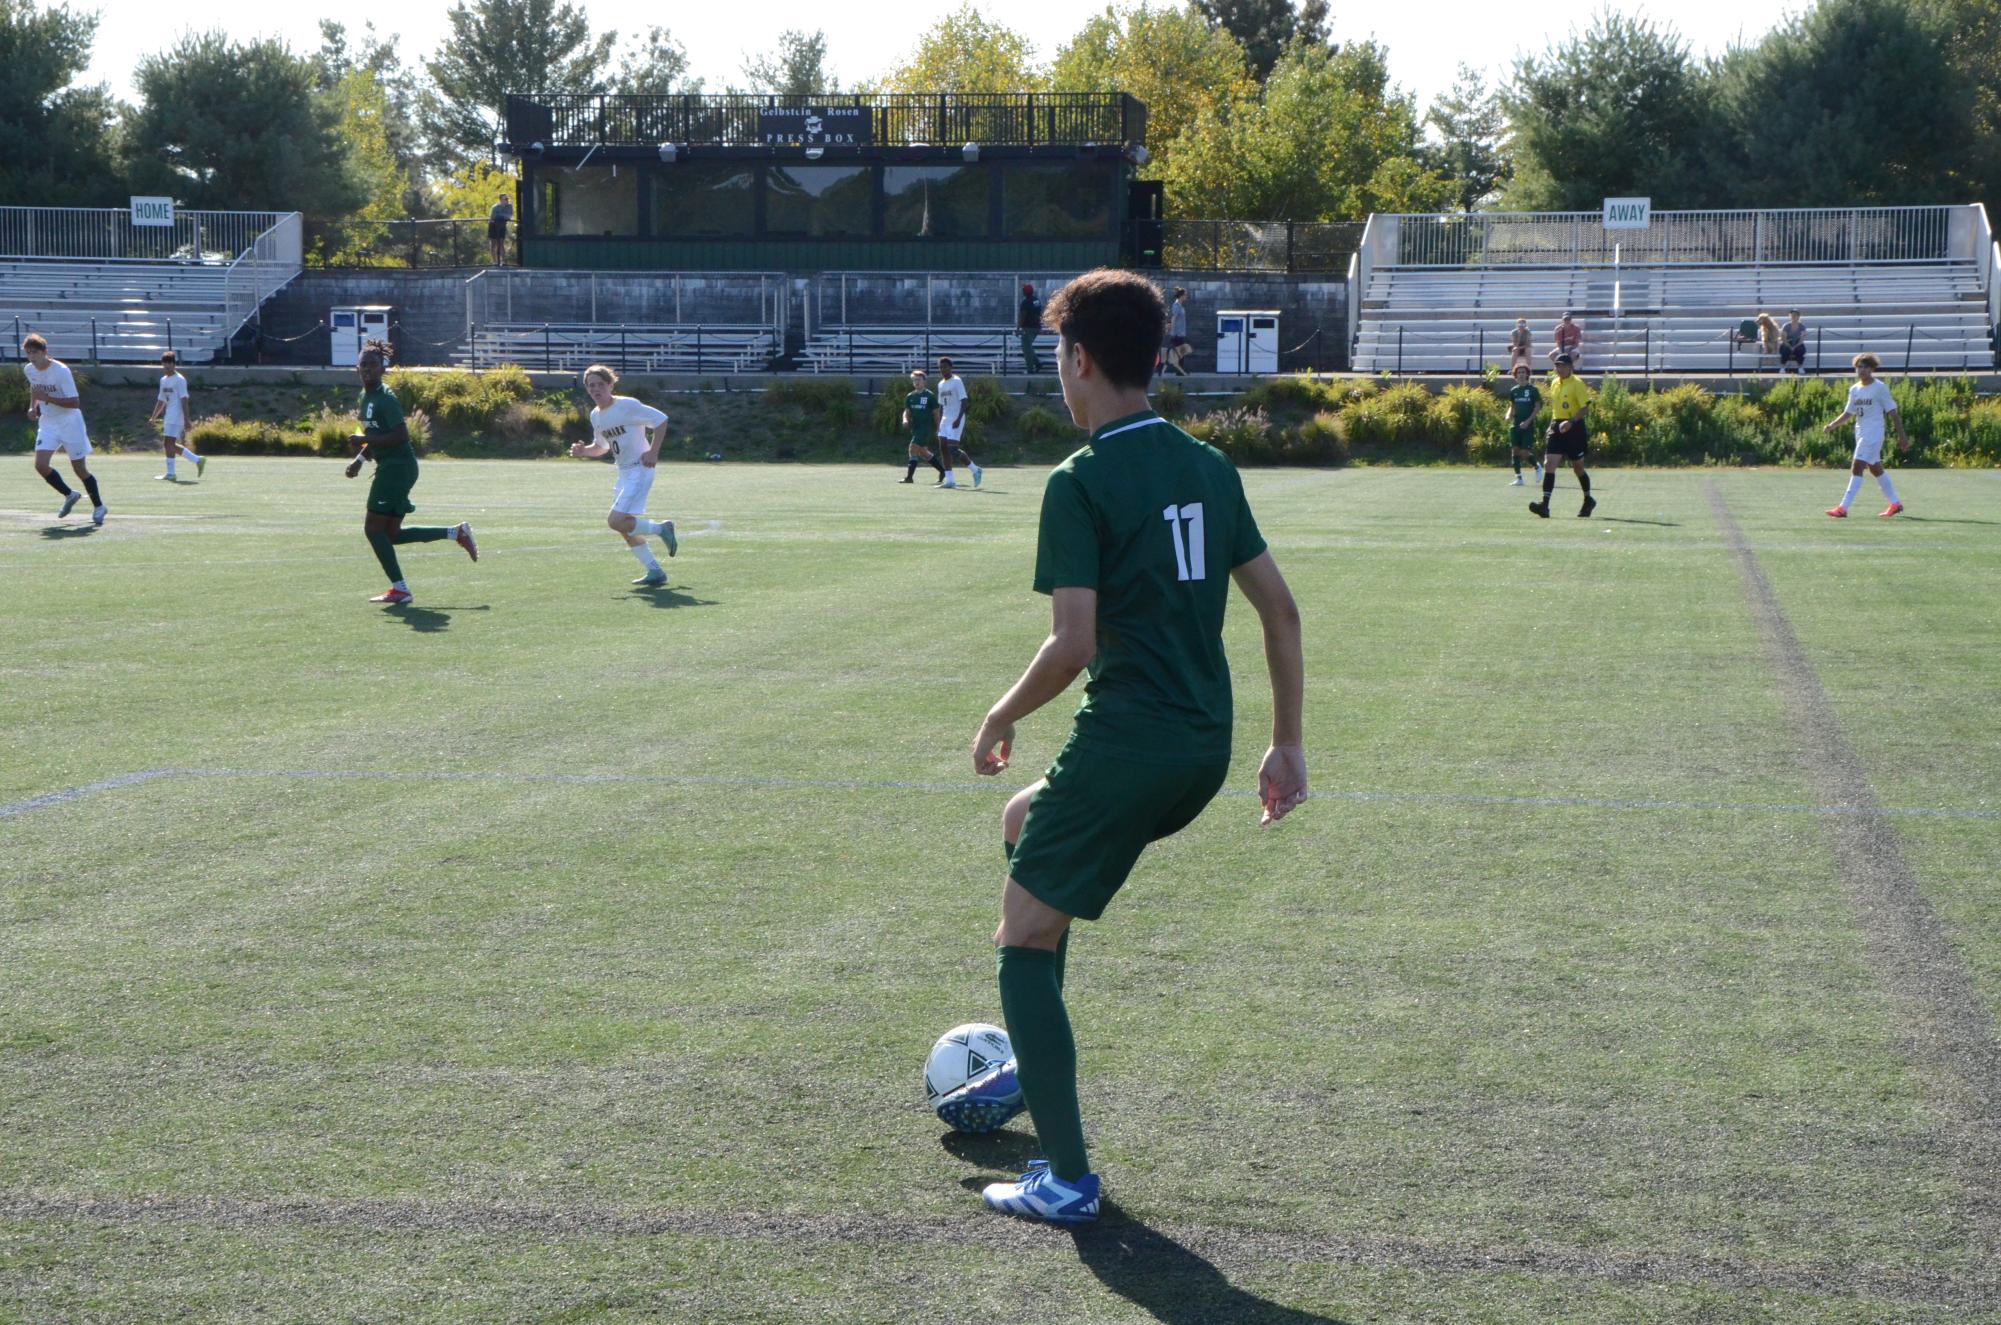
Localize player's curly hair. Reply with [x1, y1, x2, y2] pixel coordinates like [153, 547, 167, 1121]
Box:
[359, 338, 393, 366]
[583, 363, 618, 387]
[1852, 352, 1881, 371]
[1041, 269, 1166, 390]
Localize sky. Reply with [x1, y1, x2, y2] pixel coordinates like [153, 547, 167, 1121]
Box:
[79, 0, 1815, 113]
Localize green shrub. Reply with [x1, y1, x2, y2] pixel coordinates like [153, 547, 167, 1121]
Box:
[1016, 405, 1068, 441]
[492, 401, 571, 445]
[310, 408, 360, 457]
[1427, 385, 1503, 458]
[1337, 382, 1439, 448]
[387, 364, 535, 436]
[966, 376, 1011, 425]
[1195, 406, 1275, 463]
[184, 414, 283, 455]
[873, 383, 911, 436]
[765, 376, 860, 429]
[1279, 410, 1348, 466]
[1929, 397, 2001, 467]
[1245, 374, 1347, 414]
[1153, 382, 1187, 418]
[0, 373, 25, 415]
[406, 409, 431, 451]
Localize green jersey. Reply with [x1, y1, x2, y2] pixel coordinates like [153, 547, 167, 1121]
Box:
[1508, 382, 1542, 424]
[1032, 410, 1267, 763]
[905, 389, 938, 441]
[359, 384, 411, 466]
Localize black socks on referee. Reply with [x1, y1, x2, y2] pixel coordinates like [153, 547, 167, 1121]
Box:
[1541, 471, 1556, 501]
[41, 470, 72, 496]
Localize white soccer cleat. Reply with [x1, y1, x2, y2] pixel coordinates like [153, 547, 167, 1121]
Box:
[91, 505, 107, 526]
[1509, 475, 1525, 486]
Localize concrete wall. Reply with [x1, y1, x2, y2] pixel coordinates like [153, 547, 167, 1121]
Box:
[255, 267, 1350, 371]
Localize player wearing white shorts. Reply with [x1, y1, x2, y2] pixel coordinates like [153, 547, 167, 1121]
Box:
[21, 334, 106, 525]
[571, 363, 678, 585]
[147, 351, 207, 481]
[1822, 352, 1908, 518]
[934, 357, 982, 490]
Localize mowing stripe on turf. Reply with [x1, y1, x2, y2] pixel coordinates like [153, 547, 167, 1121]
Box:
[5, 765, 1999, 822]
[1705, 479, 2001, 1254]
[0, 1189, 1992, 1309]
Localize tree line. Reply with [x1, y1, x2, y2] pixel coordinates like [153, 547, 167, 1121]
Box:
[2, 0, 1995, 229]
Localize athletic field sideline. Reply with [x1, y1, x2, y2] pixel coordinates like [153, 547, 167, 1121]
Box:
[3, 458, 1998, 1323]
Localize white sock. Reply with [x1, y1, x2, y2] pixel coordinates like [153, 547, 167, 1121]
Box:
[393, 579, 408, 591]
[631, 517, 663, 535]
[1877, 473, 1899, 503]
[180, 446, 201, 461]
[630, 543, 661, 572]
[1841, 476, 1863, 509]
[164, 457, 176, 475]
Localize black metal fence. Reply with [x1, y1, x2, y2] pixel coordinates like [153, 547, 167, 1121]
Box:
[1162, 220, 1362, 274]
[504, 93, 1145, 150]
[303, 218, 499, 270]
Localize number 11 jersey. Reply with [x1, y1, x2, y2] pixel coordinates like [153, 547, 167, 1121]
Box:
[1032, 409, 1267, 763]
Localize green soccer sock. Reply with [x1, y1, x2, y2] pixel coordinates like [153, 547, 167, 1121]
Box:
[997, 944, 1088, 1182]
[366, 530, 403, 582]
[392, 526, 451, 544]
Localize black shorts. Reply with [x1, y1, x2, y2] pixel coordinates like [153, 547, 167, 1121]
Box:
[487, 220, 508, 240]
[1546, 423, 1589, 461]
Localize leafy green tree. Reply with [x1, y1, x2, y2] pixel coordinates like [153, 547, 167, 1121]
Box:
[1424, 64, 1511, 213]
[1706, 0, 1974, 207]
[315, 20, 423, 181]
[1501, 13, 1715, 210]
[1050, 4, 1255, 179]
[1922, 0, 2001, 209]
[1191, 0, 1331, 80]
[422, 0, 616, 169]
[610, 26, 703, 98]
[0, 1, 123, 207]
[123, 33, 365, 215]
[742, 30, 838, 96]
[867, 5, 1044, 94]
[1165, 41, 1450, 220]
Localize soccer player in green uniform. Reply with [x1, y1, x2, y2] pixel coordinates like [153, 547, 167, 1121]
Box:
[944, 269, 1308, 1225]
[1503, 363, 1544, 486]
[343, 341, 477, 604]
[899, 369, 946, 484]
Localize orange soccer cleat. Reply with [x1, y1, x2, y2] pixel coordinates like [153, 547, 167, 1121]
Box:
[1824, 506, 1848, 518]
[1878, 502, 1903, 518]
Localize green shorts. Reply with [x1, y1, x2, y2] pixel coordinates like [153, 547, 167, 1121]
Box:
[367, 458, 419, 516]
[1509, 422, 1538, 449]
[1009, 738, 1230, 921]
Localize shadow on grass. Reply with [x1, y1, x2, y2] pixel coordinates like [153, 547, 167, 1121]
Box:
[39, 524, 97, 539]
[1072, 1204, 1355, 1325]
[384, 604, 491, 633]
[627, 584, 719, 609]
[1900, 515, 2001, 526]
[938, 1128, 1041, 1171]
[1594, 516, 1680, 527]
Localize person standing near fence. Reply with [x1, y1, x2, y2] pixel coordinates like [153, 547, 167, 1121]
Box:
[148, 351, 207, 482]
[21, 334, 106, 525]
[1165, 288, 1191, 375]
[1018, 284, 1043, 374]
[488, 193, 513, 267]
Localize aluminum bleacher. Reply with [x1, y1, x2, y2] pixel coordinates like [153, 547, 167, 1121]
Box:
[1350, 206, 2001, 375]
[457, 269, 787, 373]
[800, 271, 1072, 375]
[0, 209, 302, 364]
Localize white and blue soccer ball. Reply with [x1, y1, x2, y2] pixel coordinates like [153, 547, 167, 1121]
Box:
[923, 1022, 1011, 1107]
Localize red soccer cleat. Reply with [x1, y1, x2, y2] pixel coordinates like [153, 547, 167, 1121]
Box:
[1824, 506, 1848, 518]
[1878, 502, 1903, 518]
[370, 587, 414, 605]
[454, 521, 479, 561]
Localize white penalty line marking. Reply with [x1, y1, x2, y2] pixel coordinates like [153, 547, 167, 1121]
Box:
[4, 766, 1998, 824]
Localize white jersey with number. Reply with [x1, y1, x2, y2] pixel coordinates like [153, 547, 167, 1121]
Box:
[158, 371, 190, 434]
[25, 359, 87, 445]
[935, 375, 967, 440]
[589, 395, 669, 468]
[1846, 379, 1895, 462]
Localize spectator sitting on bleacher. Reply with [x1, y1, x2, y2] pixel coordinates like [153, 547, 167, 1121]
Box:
[1508, 318, 1531, 369]
[1547, 313, 1582, 369]
[1779, 310, 1808, 375]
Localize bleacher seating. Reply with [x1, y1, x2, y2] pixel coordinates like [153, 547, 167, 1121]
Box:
[1, 259, 246, 363]
[799, 326, 1055, 375]
[1354, 262, 1996, 374]
[458, 323, 778, 373]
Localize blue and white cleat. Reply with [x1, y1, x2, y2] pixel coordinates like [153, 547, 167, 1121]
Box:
[58, 491, 81, 519]
[935, 1057, 1025, 1134]
[633, 570, 668, 587]
[660, 519, 677, 558]
[982, 1165, 1101, 1225]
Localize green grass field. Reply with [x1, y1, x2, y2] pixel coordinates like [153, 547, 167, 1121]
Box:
[3, 455, 1999, 1324]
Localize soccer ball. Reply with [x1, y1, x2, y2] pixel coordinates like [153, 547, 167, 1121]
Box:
[923, 1022, 1011, 1106]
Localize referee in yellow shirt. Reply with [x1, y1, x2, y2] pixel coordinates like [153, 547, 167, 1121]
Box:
[1530, 353, 1595, 518]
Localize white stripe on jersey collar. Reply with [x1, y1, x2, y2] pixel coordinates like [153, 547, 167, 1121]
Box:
[1095, 412, 1162, 442]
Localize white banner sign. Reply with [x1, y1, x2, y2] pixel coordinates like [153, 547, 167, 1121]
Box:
[130, 196, 175, 227]
[1602, 197, 1651, 230]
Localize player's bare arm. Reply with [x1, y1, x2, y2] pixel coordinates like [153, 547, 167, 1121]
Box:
[1889, 408, 1910, 449]
[569, 438, 612, 459]
[972, 586, 1097, 776]
[1231, 551, 1307, 825]
[347, 420, 409, 476]
[1822, 409, 1855, 434]
[641, 423, 665, 467]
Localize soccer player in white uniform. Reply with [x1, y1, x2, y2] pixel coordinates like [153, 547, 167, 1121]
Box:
[147, 350, 207, 481]
[933, 356, 981, 490]
[571, 364, 678, 585]
[1822, 352, 1908, 518]
[21, 334, 106, 524]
